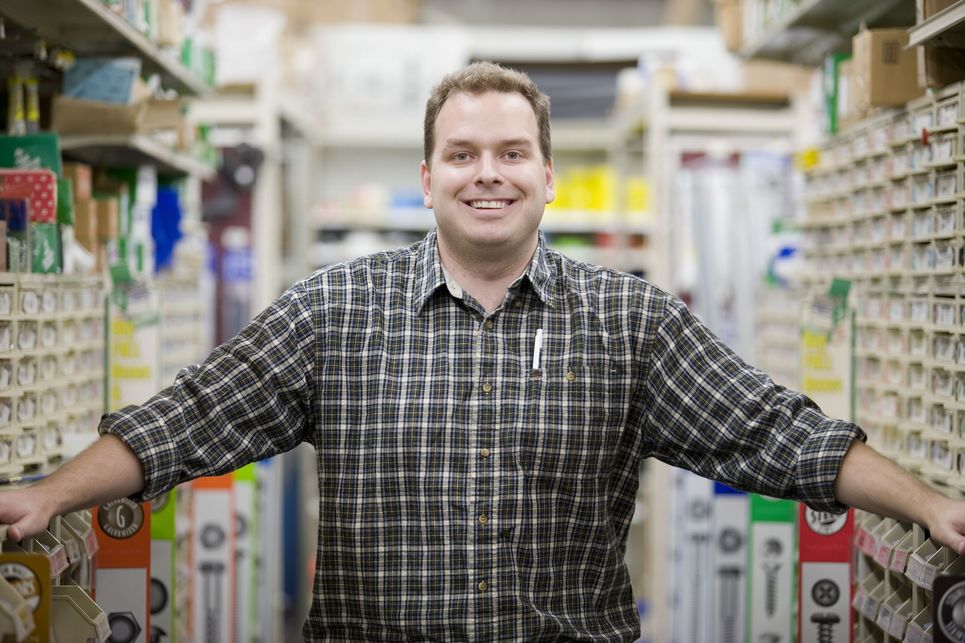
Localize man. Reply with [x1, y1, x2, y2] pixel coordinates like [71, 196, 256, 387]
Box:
[2, 62, 964, 641]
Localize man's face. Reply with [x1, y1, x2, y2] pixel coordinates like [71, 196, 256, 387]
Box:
[420, 90, 554, 259]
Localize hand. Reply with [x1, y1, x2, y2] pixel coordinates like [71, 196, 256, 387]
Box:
[925, 495, 965, 555]
[0, 487, 56, 542]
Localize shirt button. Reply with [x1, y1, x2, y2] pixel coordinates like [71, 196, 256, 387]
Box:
[485, 319, 494, 330]
[565, 370, 577, 382]
[478, 514, 489, 525]
[480, 448, 491, 458]
[477, 580, 489, 592]
[482, 382, 493, 393]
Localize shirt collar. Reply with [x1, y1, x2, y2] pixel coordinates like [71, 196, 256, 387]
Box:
[411, 229, 557, 314]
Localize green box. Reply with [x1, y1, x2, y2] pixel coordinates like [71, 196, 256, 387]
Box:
[748, 495, 797, 642]
[57, 178, 74, 226]
[31, 222, 61, 273]
[0, 132, 63, 175]
[823, 53, 852, 136]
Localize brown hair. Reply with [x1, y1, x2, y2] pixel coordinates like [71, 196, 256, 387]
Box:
[423, 61, 552, 166]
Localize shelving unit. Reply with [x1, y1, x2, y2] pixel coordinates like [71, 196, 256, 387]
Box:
[613, 84, 803, 301]
[0, 274, 106, 479]
[61, 134, 216, 180]
[738, 0, 914, 65]
[908, 0, 965, 47]
[0, 0, 212, 97]
[0, 1, 220, 640]
[798, 78, 965, 642]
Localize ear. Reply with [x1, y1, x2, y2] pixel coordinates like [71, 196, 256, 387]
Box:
[544, 158, 555, 204]
[420, 160, 433, 209]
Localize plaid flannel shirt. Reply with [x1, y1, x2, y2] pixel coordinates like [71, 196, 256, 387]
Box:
[101, 229, 864, 641]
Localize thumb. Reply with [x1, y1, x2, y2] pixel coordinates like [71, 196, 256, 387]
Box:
[5, 523, 23, 543]
[954, 537, 965, 556]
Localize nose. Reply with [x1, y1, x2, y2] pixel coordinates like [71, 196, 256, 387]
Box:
[474, 153, 502, 186]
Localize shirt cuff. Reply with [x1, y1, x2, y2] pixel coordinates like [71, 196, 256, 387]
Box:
[794, 410, 867, 513]
[98, 403, 179, 502]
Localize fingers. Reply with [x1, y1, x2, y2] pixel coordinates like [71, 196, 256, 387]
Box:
[5, 524, 22, 543]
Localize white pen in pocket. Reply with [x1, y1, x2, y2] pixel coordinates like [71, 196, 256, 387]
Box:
[530, 328, 543, 379]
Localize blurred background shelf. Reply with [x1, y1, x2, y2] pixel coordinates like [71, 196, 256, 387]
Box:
[0, 0, 212, 97]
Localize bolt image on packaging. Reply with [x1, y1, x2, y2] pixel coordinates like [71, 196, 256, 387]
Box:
[799, 506, 854, 643]
[934, 574, 965, 643]
[192, 474, 235, 643]
[92, 499, 151, 643]
[748, 494, 797, 643]
[713, 483, 748, 643]
[668, 470, 714, 643]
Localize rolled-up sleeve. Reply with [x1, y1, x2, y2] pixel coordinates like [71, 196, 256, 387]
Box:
[100, 282, 317, 500]
[640, 296, 865, 513]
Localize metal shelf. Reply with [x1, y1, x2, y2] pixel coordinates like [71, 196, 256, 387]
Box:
[739, 0, 914, 65]
[0, 0, 212, 97]
[908, 1, 965, 47]
[60, 135, 215, 180]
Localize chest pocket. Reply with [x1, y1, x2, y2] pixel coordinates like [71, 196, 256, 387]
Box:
[516, 357, 620, 479]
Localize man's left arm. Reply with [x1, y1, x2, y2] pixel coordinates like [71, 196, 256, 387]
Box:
[835, 438, 965, 554]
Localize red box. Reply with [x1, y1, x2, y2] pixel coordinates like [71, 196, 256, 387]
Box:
[0, 170, 57, 223]
[798, 506, 854, 643]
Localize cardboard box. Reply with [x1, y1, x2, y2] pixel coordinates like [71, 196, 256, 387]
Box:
[851, 28, 922, 112]
[715, 0, 742, 52]
[744, 60, 815, 97]
[207, 0, 421, 26]
[73, 199, 98, 251]
[95, 198, 119, 241]
[142, 99, 183, 132]
[157, 0, 185, 47]
[63, 163, 92, 201]
[52, 96, 148, 136]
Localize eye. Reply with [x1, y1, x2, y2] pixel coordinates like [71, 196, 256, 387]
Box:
[505, 150, 521, 160]
[451, 152, 471, 162]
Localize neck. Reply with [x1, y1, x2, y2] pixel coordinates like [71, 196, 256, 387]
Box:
[437, 235, 537, 313]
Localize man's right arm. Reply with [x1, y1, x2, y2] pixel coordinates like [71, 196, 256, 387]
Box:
[0, 434, 144, 541]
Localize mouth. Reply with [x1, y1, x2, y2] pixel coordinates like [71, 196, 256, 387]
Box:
[464, 199, 516, 211]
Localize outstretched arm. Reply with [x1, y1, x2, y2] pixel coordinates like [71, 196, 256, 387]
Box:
[835, 439, 965, 554]
[0, 434, 144, 541]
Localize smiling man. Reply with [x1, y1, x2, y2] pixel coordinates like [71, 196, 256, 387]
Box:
[421, 85, 554, 311]
[1, 61, 965, 643]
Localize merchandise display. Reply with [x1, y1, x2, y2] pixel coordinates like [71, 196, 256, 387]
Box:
[5, 0, 965, 641]
[0, 1, 221, 642]
[800, 46, 965, 643]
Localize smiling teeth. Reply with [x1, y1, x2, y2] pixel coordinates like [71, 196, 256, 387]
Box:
[469, 200, 510, 209]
